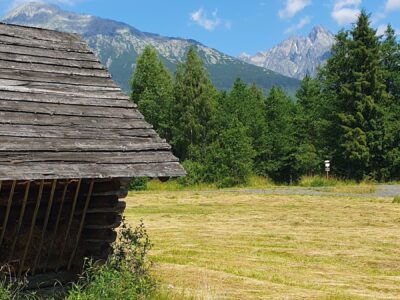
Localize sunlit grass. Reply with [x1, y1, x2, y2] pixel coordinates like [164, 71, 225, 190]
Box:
[125, 190, 400, 299]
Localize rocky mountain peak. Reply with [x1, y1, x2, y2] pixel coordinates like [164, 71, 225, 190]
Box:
[239, 26, 335, 79]
[309, 25, 331, 41]
[3, 2, 59, 19]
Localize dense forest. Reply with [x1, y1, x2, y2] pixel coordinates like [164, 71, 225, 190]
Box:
[130, 11, 400, 186]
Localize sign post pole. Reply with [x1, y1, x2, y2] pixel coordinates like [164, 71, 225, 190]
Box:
[324, 160, 330, 180]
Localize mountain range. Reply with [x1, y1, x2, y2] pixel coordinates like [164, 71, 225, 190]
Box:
[239, 26, 335, 79]
[1, 2, 300, 94]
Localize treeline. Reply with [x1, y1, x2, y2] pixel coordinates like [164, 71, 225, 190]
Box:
[130, 11, 400, 186]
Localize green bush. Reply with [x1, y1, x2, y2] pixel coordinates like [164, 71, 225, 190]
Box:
[129, 177, 149, 191]
[177, 160, 205, 186]
[393, 195, 400, 204]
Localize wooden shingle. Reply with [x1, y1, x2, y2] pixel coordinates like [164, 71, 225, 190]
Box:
[0, 23, 185, 180]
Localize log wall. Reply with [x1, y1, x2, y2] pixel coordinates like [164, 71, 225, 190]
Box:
[0, 177, 127, 281]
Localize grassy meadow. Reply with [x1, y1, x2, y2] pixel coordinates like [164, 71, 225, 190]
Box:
[124, 188, 400, 299]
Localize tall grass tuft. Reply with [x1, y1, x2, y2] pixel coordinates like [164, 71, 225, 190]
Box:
[393, 195, 400, 204]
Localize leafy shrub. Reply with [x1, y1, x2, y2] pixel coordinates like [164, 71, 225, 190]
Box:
[177, 160, 205, 186]
[129, 177, 149, 191]
[66, 219, 156, 299]
[393, 195, 400, 204]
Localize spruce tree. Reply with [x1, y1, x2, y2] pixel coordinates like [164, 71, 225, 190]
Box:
[221, 78, 267, 172]
[261, 86, 297, 182]
[321, 11, 388, 180]
[381, 25, 400, 179]
[171, 47, 217, 160]
[130, 46, 173, 139]
[294, 76, 325, 175]
[202, 113, 255, 186]
[381, 25, 400, 100]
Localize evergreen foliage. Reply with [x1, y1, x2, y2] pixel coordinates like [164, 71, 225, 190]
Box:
[129, 14, 400, 185]
[381, 25, 400, 180]
[321, 11, 389, 180]
[293, 76, 325, 176]
[130, 45, 173, 139]
[201, 108, 255, 187]
[170, 47, 217, 161]
[260, 86, 297, 182]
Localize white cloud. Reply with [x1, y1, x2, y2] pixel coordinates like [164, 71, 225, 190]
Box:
[331, 0, 361, 25]
[385, 0, 400, 12]
[284, 16, 311, 34]
[190, 8, 231, 31]
[278, 0, 311, 19]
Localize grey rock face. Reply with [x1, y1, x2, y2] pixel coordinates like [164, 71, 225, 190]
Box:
[239, 25, 335, 79]
[2, 2, 299, 94]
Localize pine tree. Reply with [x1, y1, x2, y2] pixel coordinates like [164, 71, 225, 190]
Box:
[171, 47, 217, 160]
[381, 25, 400, 100]
[261, 86, 297, 182]
[320, 11, 388, 180]
[202, 113, 255, 187]
[130, 46, 173, 139]
[293, 76, 325, 175]
[220, 78, 267, 172]
[381, 25, 400, 179]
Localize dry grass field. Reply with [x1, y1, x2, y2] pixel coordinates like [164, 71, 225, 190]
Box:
[124, 189, 400, 299]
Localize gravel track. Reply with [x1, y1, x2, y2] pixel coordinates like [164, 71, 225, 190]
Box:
[231, 184, 400, 198]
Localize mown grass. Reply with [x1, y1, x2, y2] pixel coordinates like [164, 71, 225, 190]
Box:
[125, 190, 400, 299]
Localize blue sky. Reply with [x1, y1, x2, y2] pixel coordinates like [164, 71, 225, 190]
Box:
[0, 0, 399, 56]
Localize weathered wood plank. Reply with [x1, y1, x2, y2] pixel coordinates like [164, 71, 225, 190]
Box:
[0, 69, 118, 88]
[0, 124, 157, 140]
[0, 23, 184, 182]
[0, 111, 150, 129]
[0, 151, 178, 164]
[0, 52, 105, 69]
[0, 23, 85, 45]
[0, 85, 129, 100]
[0, 162, 185, 180]
[0, 44, 99, 62]
[0, 59, 110, 77]
[0, 34, 91, 53]
[0, 90, 134, 108]
[87, 202, 126, 214]
[0, 99, 140, 118]
[0, 136, 168, 152]
[0, 79, 119, 91]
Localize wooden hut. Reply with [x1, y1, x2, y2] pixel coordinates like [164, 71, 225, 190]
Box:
[0, 23, 184, 284]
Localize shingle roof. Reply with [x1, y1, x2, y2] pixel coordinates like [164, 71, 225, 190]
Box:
[0, 23, 185, 180]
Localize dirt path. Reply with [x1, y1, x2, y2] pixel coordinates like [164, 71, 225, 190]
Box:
[230, 184, 400, 198]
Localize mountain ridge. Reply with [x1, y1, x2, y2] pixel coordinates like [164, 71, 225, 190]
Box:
[239, 25, 335, 79]
[1, 2, 300, 94]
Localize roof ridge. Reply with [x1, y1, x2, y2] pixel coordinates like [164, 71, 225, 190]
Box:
[0, 21, 81, 39]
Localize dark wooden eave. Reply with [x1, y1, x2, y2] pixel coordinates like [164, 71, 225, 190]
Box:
[0, 23, 185, 180]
